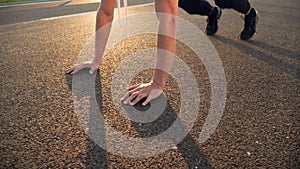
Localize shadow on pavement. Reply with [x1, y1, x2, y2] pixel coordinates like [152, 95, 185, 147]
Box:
[254, 1, 300, 11]
[125, 97, 214, 169]
[65, 69, 109, 169]
[66, 69, 213, 168]
[247, 40, 300, 61]
[212, 35, 300, 79]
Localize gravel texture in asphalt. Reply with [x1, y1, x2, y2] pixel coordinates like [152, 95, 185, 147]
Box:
[0, 0, 299, 168]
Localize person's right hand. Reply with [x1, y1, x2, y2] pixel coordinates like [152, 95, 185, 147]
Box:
[66, 61, 99, 75]
[121, 82, 164, 106]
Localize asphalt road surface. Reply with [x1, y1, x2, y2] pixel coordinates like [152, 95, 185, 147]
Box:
[0, 0, 299, 168]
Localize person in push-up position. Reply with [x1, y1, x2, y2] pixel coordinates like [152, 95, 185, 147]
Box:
[67, 0, 178, 106]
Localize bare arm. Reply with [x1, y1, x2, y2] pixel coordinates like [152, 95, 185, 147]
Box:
[93, 0, 116, 65]
[66, 0, 116, 74]
[122, 0, 178, 106]
[153, 0, 178, 89]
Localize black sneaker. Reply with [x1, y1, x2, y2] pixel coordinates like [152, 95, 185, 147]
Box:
[206, 6, 222, 35]
[240, 8, 259, 40]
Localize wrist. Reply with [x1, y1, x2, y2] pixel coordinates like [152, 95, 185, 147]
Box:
[152, 69, 169, 89]
[92, 59, 101, 66]
[151, 80, 165, 90]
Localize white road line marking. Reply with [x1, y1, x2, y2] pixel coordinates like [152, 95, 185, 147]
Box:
[1, 2, 154, 26]
[41, 2, 154, 21]
[127, 2, 153, 9]
[0, 0, 71, 8]
[40, 11, 95, 21]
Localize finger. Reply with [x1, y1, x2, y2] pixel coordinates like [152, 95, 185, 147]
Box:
[121, 86, 141, 102]
[71, 67, 80, 75]
[66, 64, 78, 74]
[66, 69, 73, 74]
[127, 85, 142, 96]
[142, 89, 162, 106]
[127, 84, 140, 91]
[121, 92, 130, 102]
[89, 66, 98, 74]
[124, 92, 138, 104]
[71, 64, 87, 75]
[130, 94, 146, 106]
[142, 97, 151, 106]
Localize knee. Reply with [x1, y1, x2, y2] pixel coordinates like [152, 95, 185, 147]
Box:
[180, 6, 194, 15]
[215, 0, 225, 8]
[178, 1, 194, 14]
[179, 0, 211, 15]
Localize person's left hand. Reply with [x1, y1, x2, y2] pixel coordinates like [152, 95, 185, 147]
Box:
[121, 82, 163, 106]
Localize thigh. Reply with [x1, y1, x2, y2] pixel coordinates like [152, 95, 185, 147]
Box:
[215, 0, 250, 13]
[178, 0, 212, 16]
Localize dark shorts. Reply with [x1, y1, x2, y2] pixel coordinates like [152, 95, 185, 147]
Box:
[178, 0, 251, 16]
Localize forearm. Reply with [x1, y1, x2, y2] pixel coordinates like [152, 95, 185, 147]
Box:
[154, 0, 178, 88]
[153, 34, 176, 88]
[93, 1, 115, 65]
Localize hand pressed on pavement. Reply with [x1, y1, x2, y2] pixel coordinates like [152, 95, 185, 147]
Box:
[66, 61, 99, 75]
[121, 82, 163, 106]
